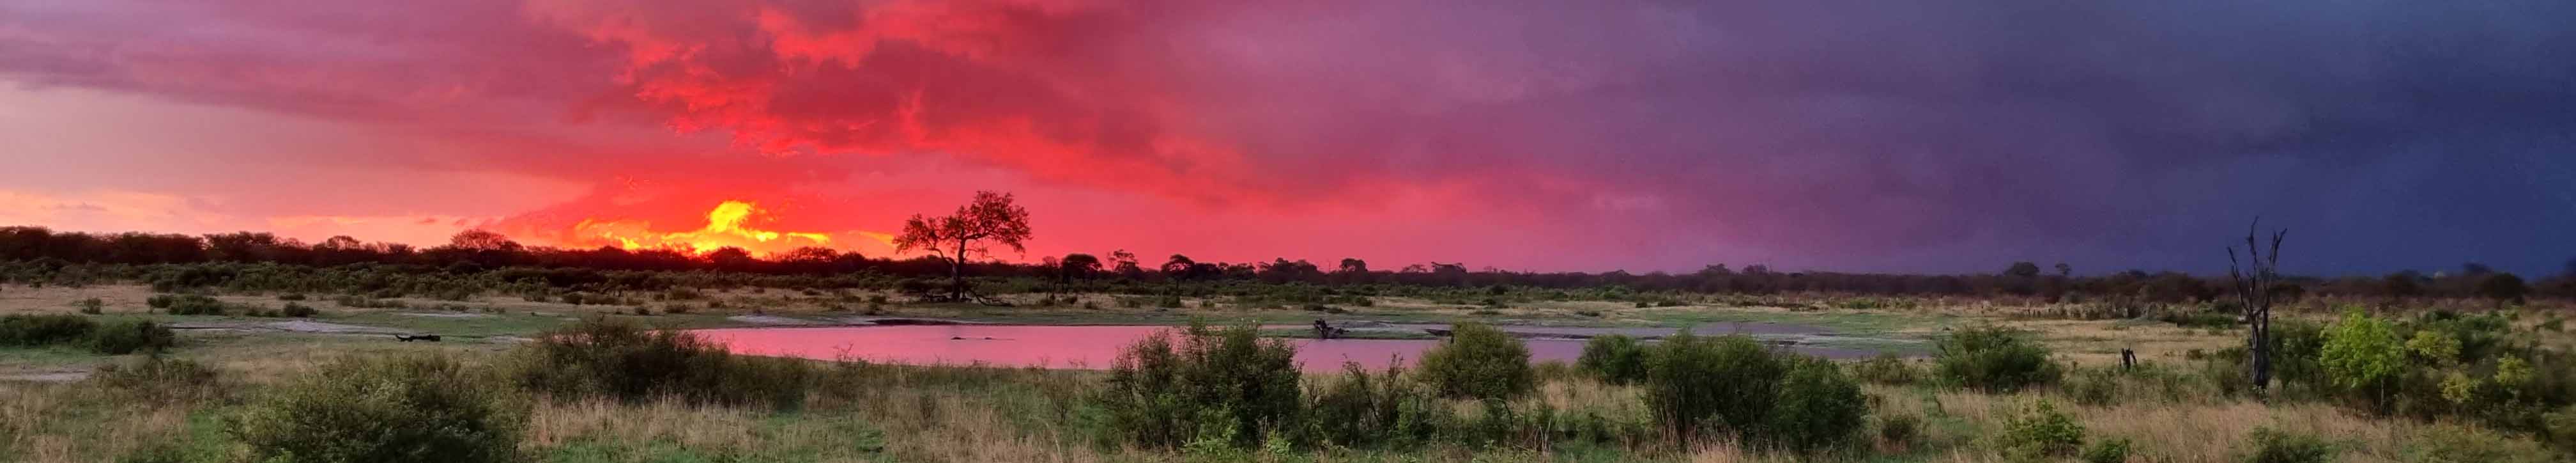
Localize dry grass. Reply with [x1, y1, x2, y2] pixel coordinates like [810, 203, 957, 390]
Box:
[0, 381, 198, 463]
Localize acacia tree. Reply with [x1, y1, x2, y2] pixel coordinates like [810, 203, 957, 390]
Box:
[894, 191, 1032, 302]
[2226, 219, 2287, 400]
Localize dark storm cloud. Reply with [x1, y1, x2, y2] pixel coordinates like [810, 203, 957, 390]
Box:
[1320, 1, 2576, 275]
[4, 0, 2568, 274]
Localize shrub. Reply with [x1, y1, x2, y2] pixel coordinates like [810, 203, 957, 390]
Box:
[89, 319, 176, 354]
[279, 302, 319, 318]
[2240, 427, 2334, 463]
[2320, 311, 2403, 410]
[1100, 323, 1301, 450]
[1767, 357, 1869, 452]
[510, 318, 812, 409]
[76, 297, 104, 314]
[275, 293, 307, 301]
[1416, 322, 1534, 400]
[1853, 352, 1920, 385]
[2000, 400, 2085, 459]
[1878, 413, 1921, 447]
[1577, 334, 1650, 385]
[1935, 326, 2061, 392]
[160, 294, 229, 315]
[2062, 367, 2121, 405]
[2083, 437, 2133, 463]
[231, 355, 523, 463]
[2404, 423, 2555, 463]
[0, 313, 95, 346]
[1305, 362, 1442, 447]
[1646, 333, 1784, 442]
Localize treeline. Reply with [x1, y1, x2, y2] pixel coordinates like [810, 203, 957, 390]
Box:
[3, 226, 2568, 302]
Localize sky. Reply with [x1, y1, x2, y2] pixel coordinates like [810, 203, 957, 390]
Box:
[1, 1, 2572, 276]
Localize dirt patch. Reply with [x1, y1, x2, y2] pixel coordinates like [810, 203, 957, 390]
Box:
[169, 320, 414, 334]
[0, 372, 88, 382]
[397, 312, 493, 318]
[727, 315, 825, 326]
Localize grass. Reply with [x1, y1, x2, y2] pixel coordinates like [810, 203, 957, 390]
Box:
[3, 283, 2570, 462]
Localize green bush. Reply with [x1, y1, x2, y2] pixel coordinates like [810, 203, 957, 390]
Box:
[279, 302, 319, 318]
[2083, 437, 2133, 463]
[76, 297, 104, 314]
[1999, 400, 2084, 459]
[1853, 352, 1920, 385]
[231, 355, 523, 463]
[2239, 427, 2334, 463]
[0, 313, 95, 346]
[1767, 357, 1868, 452]
[157, 294, 229, 315]
[1646, 333, 1784, 442]
[1417, 322, 1534, 400]
[1878, 413, 1921, 447]
[510, 318, 813, 409]
[1577, 334, 1650, 385]
[1305, 362, 1442, 447]
[2062, 367, 2121, 405]
[89, 319, 176, 354]
[1100, 323, 1301, 450]
[1935, 326, 2061, 392]
[2320, 311, 2404, 410]
[2404, 423, 2555, 463]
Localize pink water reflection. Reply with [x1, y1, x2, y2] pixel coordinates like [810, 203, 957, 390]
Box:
[692, 325, 1587, 372]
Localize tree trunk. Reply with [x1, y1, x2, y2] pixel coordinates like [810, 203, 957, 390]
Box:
[949, 239, 967, 302]
[2229, 224, 2285, 401]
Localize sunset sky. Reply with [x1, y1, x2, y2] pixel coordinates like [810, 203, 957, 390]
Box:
[3, 1, 2572, 276]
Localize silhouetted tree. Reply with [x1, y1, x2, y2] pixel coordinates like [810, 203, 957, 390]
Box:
[893, 191, 1034, 301]
[446, 230, 519, 252]
[1108, 249, 1142, 278]
[2384, 271, 2423, 298]
[2004, 262, 2042, 278]
[1338, 258, 1368, 274]
[1162, 255, 1197, 277]
[2460, 262, 2496, 277]
[2478, 273, 2528, 306]
[1061, 253, 1101, 282]
[2225, 220, 2286, 400]
[2053, 263, 2073, 278]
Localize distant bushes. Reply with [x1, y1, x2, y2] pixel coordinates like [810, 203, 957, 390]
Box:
[231, 355, 523, 463]
[1935, 326, 2061, 392]
[1576, 334, 1649, 385]
[1416, 322, 1533, 400]
[0, 314, 174, 354]
[1852, 352, 1920, 385]
[1100, 323, 1302, 449]
[278, 302, 319, 318]
[147, 294, 230, 315]
[510, 317, 813, 410]
[0, 313, 96, 347]
[89, 319, 176, 354]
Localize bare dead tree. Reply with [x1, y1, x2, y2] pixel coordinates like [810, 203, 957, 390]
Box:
[2227, 219, 2287, 400]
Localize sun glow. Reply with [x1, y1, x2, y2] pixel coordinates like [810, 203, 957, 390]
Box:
[572, 200, 878, 255]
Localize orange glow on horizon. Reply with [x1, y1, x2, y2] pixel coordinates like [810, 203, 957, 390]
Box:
[572, 200, 889, 256]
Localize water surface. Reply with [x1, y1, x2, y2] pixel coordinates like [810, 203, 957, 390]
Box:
[696, 324, 1887, 372]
